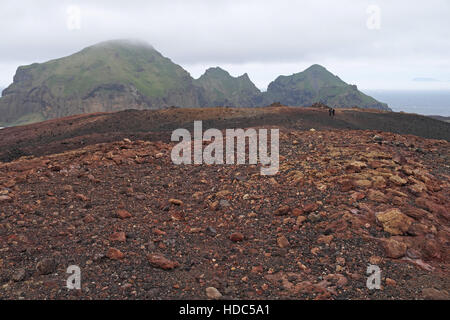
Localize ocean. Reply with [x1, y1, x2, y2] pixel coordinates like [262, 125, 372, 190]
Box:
[365, 90, 450, 117]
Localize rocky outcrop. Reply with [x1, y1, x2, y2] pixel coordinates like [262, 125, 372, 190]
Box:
[194, 67, 262, 107]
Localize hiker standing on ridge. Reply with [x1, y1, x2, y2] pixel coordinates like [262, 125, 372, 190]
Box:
[329, 107, 335, 117]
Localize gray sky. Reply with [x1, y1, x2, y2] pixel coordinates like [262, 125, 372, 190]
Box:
[1, 0, 449, 90]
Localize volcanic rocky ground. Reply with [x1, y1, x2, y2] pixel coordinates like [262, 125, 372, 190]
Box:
[1, 106, 449, 163]
[0, 106, 449, 300]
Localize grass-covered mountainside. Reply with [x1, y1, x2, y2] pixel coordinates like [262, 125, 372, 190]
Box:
[264, 64, 390, 110]
[0, 40, 390, 126]
[0, 40, 201, 126]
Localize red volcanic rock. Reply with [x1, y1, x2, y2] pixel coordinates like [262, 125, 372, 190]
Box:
[415, 197, 449, 220]
[403, 206, 429, 219]
[147, 254, 179, 270]
[368, 189, 388, 203]
[383, 239, 407, 259]
[36, 258, 57, 275]
[0, 195, 12, 203]
[339, 180, 354, 192]
[303, 202, 318, 213]
[230, 232, 244, 242]
[389, 175, 407, 186]
[346, 161, 367, 172]
[107, 248, 125, 260]
[83, 214, 95, 223]
[110, 232, 126, 242]
[422, 288, 449, 300]
[75, 193, 89, 201]
[275, 205, 291, 216]
[376, 208, 413, 235]
[169, 198, 183, 206]
[277, 235, 290, 248]
[418, 239, 441, 261]
[251, 265, 264, 273]
[117, 209, 132, 219]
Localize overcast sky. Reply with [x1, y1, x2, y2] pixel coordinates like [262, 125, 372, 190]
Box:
[1, 0, 449, 91]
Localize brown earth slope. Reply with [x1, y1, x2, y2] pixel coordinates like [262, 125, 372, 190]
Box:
[0, 106, 449, 163]
[0, 114, 449, 299]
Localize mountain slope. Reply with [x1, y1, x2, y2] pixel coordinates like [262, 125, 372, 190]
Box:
[0, 41, 391, 126]
[263, 64, 390, 110]
[0, 40, 202, 126]
[194, 67, 262, 107]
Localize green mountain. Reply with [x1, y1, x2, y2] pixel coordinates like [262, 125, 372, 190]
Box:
[194, 67, 262, 107]
[0, 40, 390, 126]
[0, 40, 201, 126]
[263, 64, 390, 110]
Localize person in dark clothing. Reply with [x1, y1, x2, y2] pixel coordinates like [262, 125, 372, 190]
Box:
[329, 108, 336, 117]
